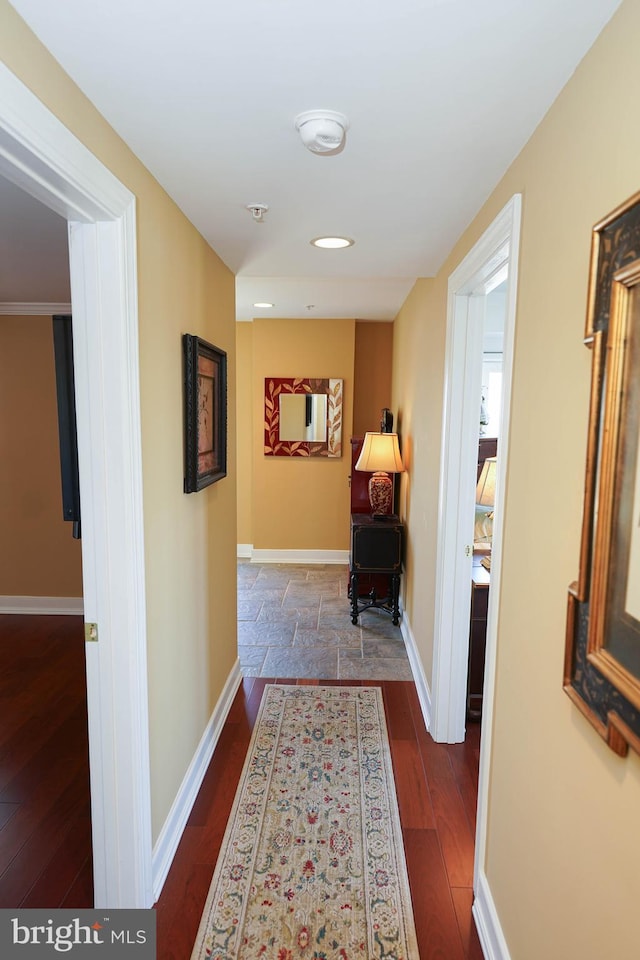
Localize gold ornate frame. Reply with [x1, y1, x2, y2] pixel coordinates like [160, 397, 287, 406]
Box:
[565, 191, 640, 757]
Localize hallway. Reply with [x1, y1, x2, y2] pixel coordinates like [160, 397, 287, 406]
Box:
[0, 574, 483, 957]
[238, 560, 413, 681]
[155, 677, 483, 960]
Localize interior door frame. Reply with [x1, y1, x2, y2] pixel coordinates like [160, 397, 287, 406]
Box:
[0, 63, 153, 907]
[432, 194, 521, 743]
[431, 196, 521, 944]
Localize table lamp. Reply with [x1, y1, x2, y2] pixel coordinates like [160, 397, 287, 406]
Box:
[476, 456, 497, 513]
[355, 432, 405, 517]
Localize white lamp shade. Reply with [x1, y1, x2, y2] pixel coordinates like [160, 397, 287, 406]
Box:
[355, 432, 405, 474]
[476, 456, 497, 507]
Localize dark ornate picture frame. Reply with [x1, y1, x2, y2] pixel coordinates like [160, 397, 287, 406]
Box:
[183, 334, 227, 492]
[565, 190, 640, 757]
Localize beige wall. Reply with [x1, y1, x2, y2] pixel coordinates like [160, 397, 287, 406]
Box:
[353, 321, 394, 436]
[236, 323, 253, 546]
[392, 1, 640, 956]
[237, 319, 392, 550]
[250, 318, 354, 551]
[0, 315, 83, 597]
[0, 2, 237, 842]
[392, 280, 444, 671]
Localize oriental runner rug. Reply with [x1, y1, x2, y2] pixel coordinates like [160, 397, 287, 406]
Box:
[190, 684, 419, 960]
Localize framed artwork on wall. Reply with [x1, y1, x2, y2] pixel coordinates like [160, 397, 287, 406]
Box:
[183, 334, 227, 492]
[565, 190, 640, 757]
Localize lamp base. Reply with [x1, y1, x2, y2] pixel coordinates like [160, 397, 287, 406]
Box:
[368, 471, 392, 516]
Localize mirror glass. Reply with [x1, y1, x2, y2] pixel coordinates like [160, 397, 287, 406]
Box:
[279, 393, 327, 441]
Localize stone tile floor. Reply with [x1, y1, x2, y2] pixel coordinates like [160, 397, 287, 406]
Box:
[237, 560, 413, 680]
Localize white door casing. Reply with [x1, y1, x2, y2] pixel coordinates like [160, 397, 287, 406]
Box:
[432, 196, 520, 741]
[431, 194, 521, 890]
[0, 63, 153, 907]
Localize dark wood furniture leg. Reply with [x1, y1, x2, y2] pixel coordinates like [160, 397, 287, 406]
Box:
[350, 572, 360, 624]
[391, 573, 400, 625]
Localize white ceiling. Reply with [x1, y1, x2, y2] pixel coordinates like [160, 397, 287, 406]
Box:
[4, 0, 621, 320]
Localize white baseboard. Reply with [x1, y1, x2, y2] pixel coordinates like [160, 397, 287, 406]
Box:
[237, 544, 253, 559]
[0, 596, 84, 615]
[473, 869, 511, 960]
[250, 549, 349, 564]
[152, 659, 243, 901]
[400, 611, 432, 733]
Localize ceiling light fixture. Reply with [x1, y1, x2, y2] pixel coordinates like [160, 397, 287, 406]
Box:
[311, 236, 354, 249]
[295, 110, 349, 155]
[253, 302, 274, 308]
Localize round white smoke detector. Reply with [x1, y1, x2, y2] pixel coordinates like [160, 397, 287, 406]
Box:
[294, 110, 349, 155]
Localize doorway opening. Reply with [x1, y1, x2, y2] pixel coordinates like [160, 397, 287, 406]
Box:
[0, 62, 152, 907]
[0, 184, 92, 901]
[429, 195, 521, 938]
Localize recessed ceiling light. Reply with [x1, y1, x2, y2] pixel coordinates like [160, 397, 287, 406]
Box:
[253, 302, 274, 308]
[311, 236, 354, 249]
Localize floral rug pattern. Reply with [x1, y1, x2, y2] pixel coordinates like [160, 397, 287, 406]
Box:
[190, 685, 419, 960]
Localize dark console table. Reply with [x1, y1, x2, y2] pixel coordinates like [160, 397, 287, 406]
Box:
[349, 514, 403, 625]
[467, 558, 490, 721]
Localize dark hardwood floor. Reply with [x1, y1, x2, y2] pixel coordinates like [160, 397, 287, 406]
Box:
[155, 678, 484, 960]
[0, 616, 483, 958]
[0, 614, 93, 908]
